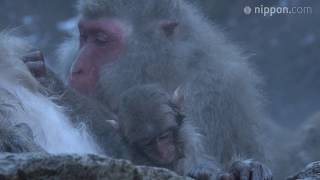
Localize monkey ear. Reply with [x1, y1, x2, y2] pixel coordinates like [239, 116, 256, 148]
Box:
[172, 86, 184, 110]
[105, 120, 120, 131]
[160, 21, 179, 37]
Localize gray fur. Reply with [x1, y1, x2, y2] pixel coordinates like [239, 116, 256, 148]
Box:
[0, 32, 44, 153]
[0, 88, 44, 153]
[0, 31, 102, 155]
[52, 33, 79, 84]
[49, 31, 126, 157]
[56, 88, 127, 158]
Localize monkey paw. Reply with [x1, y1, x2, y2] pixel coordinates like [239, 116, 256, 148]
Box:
[187, 163, 218, 180]
[22, 50, 47, 78]
[228, 159, 273, 180]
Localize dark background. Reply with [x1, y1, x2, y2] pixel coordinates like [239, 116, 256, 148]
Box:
[0, 0, 319, 128]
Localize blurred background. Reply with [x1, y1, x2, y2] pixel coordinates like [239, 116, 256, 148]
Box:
[0, 0, 319, 128]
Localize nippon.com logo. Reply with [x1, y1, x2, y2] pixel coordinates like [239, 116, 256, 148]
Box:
[243, 5, 312, 16]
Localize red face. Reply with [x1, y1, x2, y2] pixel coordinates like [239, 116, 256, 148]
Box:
[69, 18, 125, 94]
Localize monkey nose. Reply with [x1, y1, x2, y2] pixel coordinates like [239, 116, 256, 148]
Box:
[71, 68, 84, 75]
[70, 68, 86, 83]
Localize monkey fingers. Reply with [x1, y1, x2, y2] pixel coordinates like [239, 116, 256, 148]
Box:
[187, 164, 217, 180]
[22, 50, 44, 62]
[187, 171, 211, 180]
[218, 173, 235, 180]
[22, 50, 47, 78]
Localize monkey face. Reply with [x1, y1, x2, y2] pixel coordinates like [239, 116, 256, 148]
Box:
[69, 18, 126, 94]
[117, 84, 186, 167]
[133, 127, 180, 166]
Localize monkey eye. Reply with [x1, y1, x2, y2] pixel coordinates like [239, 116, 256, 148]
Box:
[158, 130, 173, 140]
[133, 138, 153, 147]
[94, 32, 111, 46]
[137, 138, 154, 148]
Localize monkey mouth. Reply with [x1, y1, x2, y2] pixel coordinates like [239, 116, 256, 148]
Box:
[68, 66, 99, 95]
[68, 75, 97, 95]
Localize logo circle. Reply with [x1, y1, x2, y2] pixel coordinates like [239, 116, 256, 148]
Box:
[244, 6, 252, 15]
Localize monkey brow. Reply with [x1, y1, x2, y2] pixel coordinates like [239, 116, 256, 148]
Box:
[154, 127, 178, 141]
[134, 129, 169, 147]
[138, 138, 154, 146]
[127, 131, 154, 146]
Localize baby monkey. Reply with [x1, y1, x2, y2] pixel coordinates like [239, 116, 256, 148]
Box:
[108, 84, 272, 180]
[108, 84, 220, 179]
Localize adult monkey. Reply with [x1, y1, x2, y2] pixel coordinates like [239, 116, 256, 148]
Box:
[49, 0, 272, 179]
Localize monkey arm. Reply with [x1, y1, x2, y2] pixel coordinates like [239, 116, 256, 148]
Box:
[184, 68, 266, 165]
[182, 67, 273, 179]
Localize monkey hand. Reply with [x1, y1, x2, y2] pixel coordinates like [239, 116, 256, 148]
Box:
[22, 50, 47, 78]
[22, 50, 56, 88]
[187, 162, 221, 180]
[226, 159, 273, 180]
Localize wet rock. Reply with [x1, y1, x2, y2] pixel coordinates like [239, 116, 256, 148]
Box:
[0, 153, 190, 180]
[287, 161, 320, 180]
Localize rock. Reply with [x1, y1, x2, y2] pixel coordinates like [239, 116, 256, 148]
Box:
[287, 161, 320, 180]
[0, 153, 191, 180]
